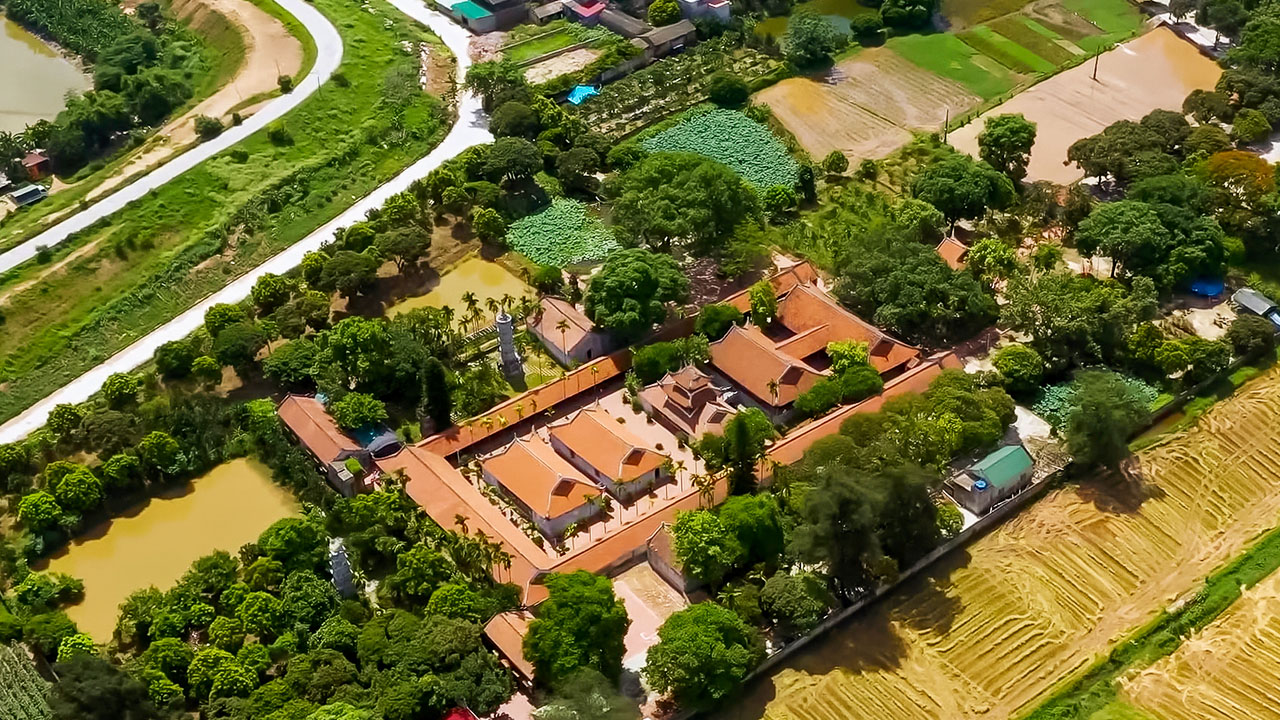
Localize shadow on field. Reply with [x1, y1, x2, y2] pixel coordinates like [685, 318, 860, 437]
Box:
[1074, 461, 1166, 516]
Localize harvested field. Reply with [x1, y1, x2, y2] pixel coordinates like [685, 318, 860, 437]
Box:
[948, 28, 1220, 184]
[756, 48, 980, 162]
[1120, 569, 1280, 720]
[720, 367, 1280, 720]
[523, 47, 599, 84]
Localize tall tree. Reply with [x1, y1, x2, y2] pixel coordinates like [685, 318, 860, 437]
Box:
[1064, 370, 1150, 470]
[523, 571, 630, 686]
[642, 603, 765, 710]
[583, 249, 689, 341]
[977, 114, 1037, 181]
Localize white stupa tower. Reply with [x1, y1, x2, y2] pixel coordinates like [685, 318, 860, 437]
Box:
[496, 307, 523, 377]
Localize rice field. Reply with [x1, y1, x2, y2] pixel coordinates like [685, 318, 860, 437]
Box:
[1119, 569, 1280, 720]
[721, 366, 1280, 720]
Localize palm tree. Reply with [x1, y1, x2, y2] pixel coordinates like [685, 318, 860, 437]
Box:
[485, 297, 501, 321]
[590, 364, 600, 398]
[454, 514, 469, 534]
[500, 293, 515, 314]
[673, 459, 687, 483]
[692, 473, 716, 508]
[767, 378, 780, 406]
[462, 292, 479, 331]
[556, 318, 570, 357]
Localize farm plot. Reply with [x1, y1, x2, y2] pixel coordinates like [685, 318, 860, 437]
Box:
[641, 109, 799, 188]
[947, 28, 1221, 184]
[722, 367, 1280, 720]
[505, 198, 619, 268]
[756, 48, 981, 162]
[1119, 569, 1280, 720]
[0, 643, 50, 720]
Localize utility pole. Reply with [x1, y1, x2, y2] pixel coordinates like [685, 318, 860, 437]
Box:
[1092, 52, 1100, 82]
[943, 107, 950, 143]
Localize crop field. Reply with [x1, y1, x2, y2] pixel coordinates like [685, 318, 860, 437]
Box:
[505, 198, 619, 268]
[947, 28, 1221, 184]
[502, 27, 578, 64]
[640, 109, 799, 188]
[756, 48, 981, 162]
[721, 367, 1280, 720]
[0, 643, 50, 720]
[1119, 569, 1280, 720]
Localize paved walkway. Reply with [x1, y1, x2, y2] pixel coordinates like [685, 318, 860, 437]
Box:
[0, 2, 490, 444]
[0, 0, 344, 275]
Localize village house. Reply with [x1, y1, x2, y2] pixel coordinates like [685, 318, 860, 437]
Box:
[530, 296, 612, 366]
[677, 0, 730, 22]
[639, 365, 737, 439]
[710, 279, 920, 420]
[946, 443, 1035, 515]
[22, 151, 51, 180]
[480, 434, 604, 538]
[276, 394, 399, 496]
[547, 406, 670, 502]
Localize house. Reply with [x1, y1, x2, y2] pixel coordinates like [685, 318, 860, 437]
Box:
[646, 522, 702, 595]
[547, 406, 670, 502]
[936, 236, 969, 270]
[709, 280, 920, 418]
[599, 5, 649, 35]
[564, 0, 608, 25]
[677, 0, 730, 22]
[480, 434, 604, 538]
[530, 297, 611, 366]
[276, 394, 398, 496]
[1232, 287, 1280, 329]
[22, 151, 51, 180]
[530, 0, 564, 22]
[946, 443, 1035, 515]
[639, 365, 736, 439]
[483, 610, 536, 685]
[8, 184, 47, 208]
[635, 19, 697, 60]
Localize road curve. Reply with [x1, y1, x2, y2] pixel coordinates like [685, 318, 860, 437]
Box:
[0, 0, 344, 275]
[0, 1, 490, 444]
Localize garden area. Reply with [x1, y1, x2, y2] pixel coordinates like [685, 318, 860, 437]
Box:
[640, 109, 800, 188]
[505, 198, 620, 268]
[570, 37, 785, 137]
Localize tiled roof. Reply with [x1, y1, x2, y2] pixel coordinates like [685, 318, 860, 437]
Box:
[775, 283, 919, 375]
[277, 395, 359, 463]
[936, 236, 969, 270]
[709, 324, 824, 407]
[548, 407, 667, 481]
[483, 435, 601, 519]
[640, 366, 736, 437]
[483, 610, 535, 682]
[534, 297, 595, 354]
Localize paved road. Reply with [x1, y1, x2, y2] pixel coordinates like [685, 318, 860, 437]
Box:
[0, 0, 489, 444]
[0, 0, 344, 275]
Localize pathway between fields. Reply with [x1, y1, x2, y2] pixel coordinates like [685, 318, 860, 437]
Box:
[0, 0, 489, 444]
[0, 0, 342, 275]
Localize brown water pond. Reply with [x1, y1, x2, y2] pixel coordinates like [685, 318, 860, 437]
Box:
[39, 458, 299, 640]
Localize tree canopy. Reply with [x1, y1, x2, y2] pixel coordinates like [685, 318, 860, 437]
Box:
[523, 571, 630, 686]
[584, 249, 690, 341]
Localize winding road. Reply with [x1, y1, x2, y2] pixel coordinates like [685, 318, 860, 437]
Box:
[0, 0, 490, 444]
[0, 0, 344, 275]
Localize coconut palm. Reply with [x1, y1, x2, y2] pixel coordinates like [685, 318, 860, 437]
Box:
[556, 318, 570, 356]
[767, 378, 780, 405]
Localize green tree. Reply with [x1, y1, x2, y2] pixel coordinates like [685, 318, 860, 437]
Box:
[648, 0, 681, 24]
[718, 493, 785, 566]
[48, 404, 85, 437]
[706, 71, 749, 107]
[670, 510, 745, 585]
[785, 9, 847, 66]
[262, 338, 319, 389]
[236, 592, 285, 638]
[54, 467, 103, 513]
[523, 571, 630, 686]
[912, 154, 1015, 223]
[584, 248, 689, 341]
[484, 137, 542, 181]
[992, 344, 1045, 396]
[470, 206, 508, 243]
[204, 303, 249, 338]
[694, 303, 743, 340]
[698, 408, 777, 495]
[821, 150, 849, 175]
[1232, 107, 1272, 143]
[609, 152, 760, 253]
[748, 280, 777, 326]
[320, 251, 380, 300]
[143, 637, 195, 685]
[258, 517, 327, 574]
[101, 372, 141, 408]
[464, 59, 528, 111]
[642, 603, 765, 710]
[490, 100, 541, 139]
[213, 321, 268, 371]
[50, 655, 165, 720]
[101, 453, 142, 490]
[329, 393, 388, 430]
[1064, 370, 1150, 470]
[1074, 200, 1167, 278]
[209, 616, 246, 652]
[421, 357, 454, 431]
[536, 668, 640, 720]
[136, 431, 181, 476]
[978, 113, 1037, 181]
[251, 273, 294, 315]
[19, 491, 64, 531]
[1226, 313, 1277, 357]
[192, 356, 222, 385]
[759, 572, 834, 638]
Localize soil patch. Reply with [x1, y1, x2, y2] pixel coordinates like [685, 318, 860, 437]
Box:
[523, 47, 600, 84]
[947, 28, 1220, 184]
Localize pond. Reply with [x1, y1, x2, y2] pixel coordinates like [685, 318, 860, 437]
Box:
[39, 458, 299, 641]
[387, 257, 535, 327]
[0, 18, 91, 133]
[756, 0, 879, 37]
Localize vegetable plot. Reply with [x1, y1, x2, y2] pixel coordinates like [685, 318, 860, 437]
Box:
[641, 109, 800, 188]
[505, 199, 620, 268]
[0, 644, 51, 720]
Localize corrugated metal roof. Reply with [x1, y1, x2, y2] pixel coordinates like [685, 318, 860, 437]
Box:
[971, 444, 1033, 490]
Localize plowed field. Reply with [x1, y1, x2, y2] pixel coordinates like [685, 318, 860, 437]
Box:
[1121, 569, 1280, 720]
[720, 367, 1280, 720]
[755, 48, 980, 162]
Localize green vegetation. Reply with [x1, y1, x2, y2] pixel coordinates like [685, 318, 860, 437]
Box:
[987, 16, 1077, 66]
[505, 199, 619, 267]
[959, 25, 1055, 74]
[1062, 0, 1144, 39]
[0, 642, 50, 720]
[640, 109, 800, 188]
[501, 27, 578, 64]
[0, 0, 449, 425]
[1023, 521, 1280, 719]
[887, 33, 1019, 99]
[3, 0, 134, 59]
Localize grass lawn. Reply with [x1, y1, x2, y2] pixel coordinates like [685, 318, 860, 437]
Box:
[887, 33, 1020, 99]
[1062, 0, 1144, 50]
[959, 25, 1056, 73]
[502, 28, 577, 64]
[989, 15, 1080, 65]
[0, 0, 451, 425]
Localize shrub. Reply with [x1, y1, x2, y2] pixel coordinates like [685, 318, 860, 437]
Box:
[277, 74, 294, 93]
[648, 0, 681, 25]
[706, 72, 749, 108]
[821, 150, 849, 175]
[694, 303, 743, 340]
[1225, 314, 1276, 357]
[195, 115, 223, 141]
[993, 344, 1045, 396]
[266, 122, 292, 145]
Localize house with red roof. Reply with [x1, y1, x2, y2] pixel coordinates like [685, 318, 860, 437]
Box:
[480, 434, 604, 539]
[547, 406, 670, 502]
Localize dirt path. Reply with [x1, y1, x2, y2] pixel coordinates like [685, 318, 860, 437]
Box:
[83, 0, 303, 203]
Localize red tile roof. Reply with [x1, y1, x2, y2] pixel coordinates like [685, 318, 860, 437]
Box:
[639, 366, 736, 437]
[709, 325, 824, 407]
[277, 395, 359, 463]
[482, 435, 601, 519]
[936, 236, 969, 270]
[483, 611, 535, 683]
[533, 297, 596, 355]
[547, 407, 667, 481]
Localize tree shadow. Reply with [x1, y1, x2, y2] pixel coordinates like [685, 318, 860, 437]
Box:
[1072, 459, 1166, 515]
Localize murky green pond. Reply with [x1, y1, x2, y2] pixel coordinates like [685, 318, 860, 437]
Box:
[0, 17, 91, 133]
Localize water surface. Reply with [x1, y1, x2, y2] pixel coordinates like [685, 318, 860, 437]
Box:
[0, 18, 91, 134]
[40, 458, 299, 640]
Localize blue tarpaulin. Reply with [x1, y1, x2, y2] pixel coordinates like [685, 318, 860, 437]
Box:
[566, 85, 599, 105]
[1189, 277, 1225, 297]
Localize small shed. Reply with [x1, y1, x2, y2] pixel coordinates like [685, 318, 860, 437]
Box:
[22, 151, 51, 180]
[1232, 287, 1280, 329]
[946, 444, 1034, 515]
[530, 0, 564, 22]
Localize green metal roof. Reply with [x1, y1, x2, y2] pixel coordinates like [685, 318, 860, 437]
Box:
[971, 445, 1033, 490]
[453, 1, 493, 19]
